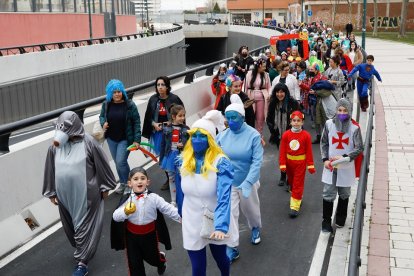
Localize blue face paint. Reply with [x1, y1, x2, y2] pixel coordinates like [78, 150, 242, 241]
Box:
[225, 110, 244, 132]
[191, 131, 209, 154]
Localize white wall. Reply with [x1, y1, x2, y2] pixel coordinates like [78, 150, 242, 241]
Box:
[0, 29, 185, 85]
[0, 75, 215, 258]
[229, 24, 282, 38]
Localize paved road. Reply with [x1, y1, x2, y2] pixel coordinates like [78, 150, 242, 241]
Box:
[1, 121, 326, 276]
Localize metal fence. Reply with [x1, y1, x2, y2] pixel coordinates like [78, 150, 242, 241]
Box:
[348, 80, 376, 276]
[0, 25, 182, 56]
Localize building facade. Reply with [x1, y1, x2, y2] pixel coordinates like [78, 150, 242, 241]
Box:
[0, 0, 137, 48]
[288, 0, 414, 31]
[227, 0, 291, 24]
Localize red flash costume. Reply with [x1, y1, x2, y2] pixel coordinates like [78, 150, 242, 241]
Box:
[279, 112, 315, 212]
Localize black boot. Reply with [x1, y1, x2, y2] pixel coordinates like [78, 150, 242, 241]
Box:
[322, 199, 334, 233]
[335, 197, 349, 228]
[312, 135, 321, 144]
[278, 171, 287, 186]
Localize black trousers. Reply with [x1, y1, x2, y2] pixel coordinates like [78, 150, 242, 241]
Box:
[125, 230, 165, 276]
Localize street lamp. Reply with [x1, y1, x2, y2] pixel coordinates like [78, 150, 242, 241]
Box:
[262, 0, 264, 24]
[87, 0, 92, 39]
[361, 0, 367, 49]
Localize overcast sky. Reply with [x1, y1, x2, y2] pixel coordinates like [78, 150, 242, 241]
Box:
[161, 0, 206, 10]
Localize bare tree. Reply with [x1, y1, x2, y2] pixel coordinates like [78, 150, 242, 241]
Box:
[331, 0, 340, 28]
[346, 0, 354, 21]
[372, 0, 378, 37]
[399, 0, 409, 37]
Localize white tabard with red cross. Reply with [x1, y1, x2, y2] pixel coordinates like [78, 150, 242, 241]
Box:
[322, 120, 358, 187]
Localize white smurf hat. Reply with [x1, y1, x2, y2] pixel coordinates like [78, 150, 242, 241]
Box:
[191, 110, 225, 138]
[225, 94, 245, 117]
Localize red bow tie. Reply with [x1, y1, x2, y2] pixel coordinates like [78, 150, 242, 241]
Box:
[135, 194, 145, 200]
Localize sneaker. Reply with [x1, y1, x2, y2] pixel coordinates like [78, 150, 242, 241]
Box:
[322, 219, 333, 233]
[278, 179, 286, 186]
[251, 227, 261, 245]
[157, 262, 167, 275]
[226, 246, 240, 263]
[157, 252, 167, 275]
[115, 184, 125, 194]
[160, 182, 170, 191]
[72, 265, 88, 276]
[289, 209, 299, 218]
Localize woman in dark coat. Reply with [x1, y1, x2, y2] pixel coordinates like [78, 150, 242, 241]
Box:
[266, 82, 300, 187]
[142, 76, 184, 190]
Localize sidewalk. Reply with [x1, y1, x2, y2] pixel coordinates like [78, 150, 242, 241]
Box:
[357, 38, 414, 276]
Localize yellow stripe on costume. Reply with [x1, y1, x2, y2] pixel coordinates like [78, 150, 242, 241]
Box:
[307, 165, 315, 169]
[280, 165, 286, 169]
[287, 154, 306, 161]
[290, 197, 302, 211]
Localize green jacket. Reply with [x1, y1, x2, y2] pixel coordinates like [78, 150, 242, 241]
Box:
[99, 100, 141, 145]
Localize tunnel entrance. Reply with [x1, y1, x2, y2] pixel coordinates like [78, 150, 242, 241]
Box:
[185, 38, 228, 68]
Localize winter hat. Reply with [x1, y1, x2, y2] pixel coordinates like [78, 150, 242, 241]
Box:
[225, 94, 245, 117]
[105, 79, 128, 102]
[191, 110, 225, 139]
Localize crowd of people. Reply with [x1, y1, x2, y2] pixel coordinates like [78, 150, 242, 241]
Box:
[42, 22, 382, 276]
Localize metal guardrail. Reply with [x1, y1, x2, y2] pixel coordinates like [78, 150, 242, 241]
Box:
[0, 24, 182, 56]
[348, 79, 376, 276]
[0, 43, 270, 153]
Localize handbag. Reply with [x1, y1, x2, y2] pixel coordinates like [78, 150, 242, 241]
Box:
[92, 121, 105, 144]
[200, 207, 215, 239]
[92, 102, 108, 144]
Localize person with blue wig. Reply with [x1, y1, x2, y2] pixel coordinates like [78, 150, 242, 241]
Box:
[99, 79, 141, 194]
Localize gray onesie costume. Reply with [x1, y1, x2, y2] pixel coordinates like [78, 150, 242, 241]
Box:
[43, 111, 116, 264]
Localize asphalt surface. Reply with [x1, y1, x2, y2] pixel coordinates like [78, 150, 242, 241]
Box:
[0, 115, 328, 276]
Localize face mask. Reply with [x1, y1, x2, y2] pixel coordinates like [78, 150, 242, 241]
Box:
[241, 53, 248, 57]
[318, 42, 322, 45]
[337, 113, 350, 122]
[54, 130, 69, 148]
[309, 72, 316, 77]
[291, 126, 302, 132]
[191, 132, 209, 154]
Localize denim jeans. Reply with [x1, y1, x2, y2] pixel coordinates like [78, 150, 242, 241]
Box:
[106, 138, 130, 184]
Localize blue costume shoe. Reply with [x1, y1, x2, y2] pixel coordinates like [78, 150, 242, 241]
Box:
[72, 265, 88, 276]
[226, 246, 240, 263]
[251, 227, 261, 245]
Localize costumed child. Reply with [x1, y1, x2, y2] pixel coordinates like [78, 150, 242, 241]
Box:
[320, 98, 363, 233]
[159, 104, 189, 206]
[348, 54, 382, 112]
[211, 63, 228, 109]
[111, 167, 181, 276]
[176, 110, 236, 276]
[279, 111, 316, 218]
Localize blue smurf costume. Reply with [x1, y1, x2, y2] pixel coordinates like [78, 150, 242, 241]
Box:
[175, 110, 236, 276]
[216, 94, 264, 263]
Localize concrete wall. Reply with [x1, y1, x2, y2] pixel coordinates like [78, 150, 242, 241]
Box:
[0, 75, 215, 258]
[0, 29, 186, 124]
[227, 25, 281, 56]
[0, 29, 185, 85]
[0, 13, 137, 48]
